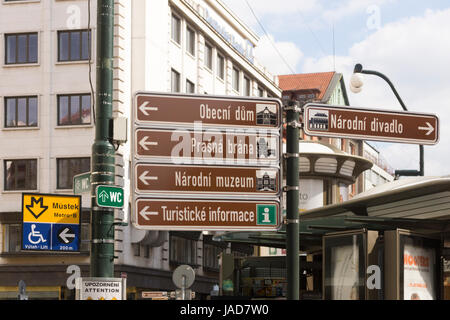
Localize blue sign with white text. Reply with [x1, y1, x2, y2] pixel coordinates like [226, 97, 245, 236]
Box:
[52, 224, 80, 251]
[22, 222, 51, 251]
[22, 222, 80, 252]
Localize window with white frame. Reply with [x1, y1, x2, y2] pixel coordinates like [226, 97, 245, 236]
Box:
[5, 32, 38, 65]
[186, 26, 196, 56]
[4, 96, 38, 128]
[232, 67, 240, 92]
[171, 69, 180, 93]
[217, 53, 225, 80]
[57, 94, 91, 126]
[2, 224, 21, 253]
[204, 42, 212, 70]
[4, 159, 37, 191]
[58, 29, 91, 62]
[244, 76, 251, 96]
[186, 79, 195, 94]
[171, 14, 181, 44]
[56, 157, 90, 190]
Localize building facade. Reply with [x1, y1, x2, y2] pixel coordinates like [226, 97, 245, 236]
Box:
[278, 71, 366, 202]
[362, 142, 394, 191]
[0, 0, 281, 299]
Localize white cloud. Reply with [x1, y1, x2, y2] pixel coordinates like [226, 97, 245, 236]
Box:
[221, 0, 323, 33]
[254, 34, 303, 75]
[301, 8, 450, 176]
[222, 0, 320, 18]
[322, 0, 394, 23]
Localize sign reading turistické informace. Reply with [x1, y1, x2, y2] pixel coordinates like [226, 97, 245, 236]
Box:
[136, 198, 279, 231]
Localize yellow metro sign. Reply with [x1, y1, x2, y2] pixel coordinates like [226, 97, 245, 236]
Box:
[22, 193, 81, 252]
[23, 193, 80, 224]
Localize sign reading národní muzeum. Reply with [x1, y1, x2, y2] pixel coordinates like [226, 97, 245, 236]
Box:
[132, 92, 282, 231]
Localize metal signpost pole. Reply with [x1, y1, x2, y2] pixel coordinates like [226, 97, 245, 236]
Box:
[90, 0, 115, 278]
[285, 101, 300, 300]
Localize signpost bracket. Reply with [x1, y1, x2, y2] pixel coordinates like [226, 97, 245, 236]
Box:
[113, 222, 128, 227]
[283, 153, 300, 159]
[283, 105, 303, 113]
[284, 218, 299, 225]
[286, 121, 302, 128]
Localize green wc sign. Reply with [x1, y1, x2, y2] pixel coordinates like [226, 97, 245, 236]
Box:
[96, 185, 124, 208]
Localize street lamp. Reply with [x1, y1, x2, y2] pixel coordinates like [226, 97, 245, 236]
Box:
[349, 63, 424, 177]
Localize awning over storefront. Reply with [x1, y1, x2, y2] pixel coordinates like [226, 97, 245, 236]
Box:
[213, 176, 450, 251]
[301, 176, 450, 221]
[285, 141, 373, 184]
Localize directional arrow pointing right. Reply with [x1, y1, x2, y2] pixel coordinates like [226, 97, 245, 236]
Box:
[139, 206, 159, 221]
[418, 122, 435, 136]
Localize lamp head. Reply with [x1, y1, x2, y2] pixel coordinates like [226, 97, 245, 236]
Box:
[353, 63, 363, 73]
[350, 64, 364, 93]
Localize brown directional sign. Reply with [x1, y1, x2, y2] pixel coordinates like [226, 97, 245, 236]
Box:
[135, 128, 280, 164]
[304, 103, 439, 145]
[135, 163, 279, 195]
[135, 198, 280, 231]
[135, 92, 281, 128]
[131, 91, 283, 232]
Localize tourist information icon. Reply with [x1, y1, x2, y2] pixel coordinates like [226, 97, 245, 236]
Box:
[132, 92, 282, 231]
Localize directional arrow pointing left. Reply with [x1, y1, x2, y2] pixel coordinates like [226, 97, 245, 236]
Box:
[58, 227, 76, 244]
[139, 170, 159, 185]
[139, 101, 159, 116]
[139, 136, 158, 151]
[139, 206, 159, 221]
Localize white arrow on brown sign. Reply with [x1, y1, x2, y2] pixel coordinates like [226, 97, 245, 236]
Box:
[139, 101, 159, 116]
[138, 170, 159, 186]
[139, 205, 159, 221]
[138, 136, 158, 151]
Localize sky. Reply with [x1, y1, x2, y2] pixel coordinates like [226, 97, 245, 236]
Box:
[222, 0, 450, 177]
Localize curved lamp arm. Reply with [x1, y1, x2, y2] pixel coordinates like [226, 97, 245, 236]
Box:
[351, 63, 424, 176]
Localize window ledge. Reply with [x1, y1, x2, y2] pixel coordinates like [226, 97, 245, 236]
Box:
[55, 124, 93, 129]
[55, 60, 91, 66]
[186, 51, 196, 60]
[54, 189, 74, 193]
[2, 126, 39, 131]
[2, 0, 41, 4]
[2, 189, 38, 194]
[3, 63, 40, 68]
[170, 39, 181, 48]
